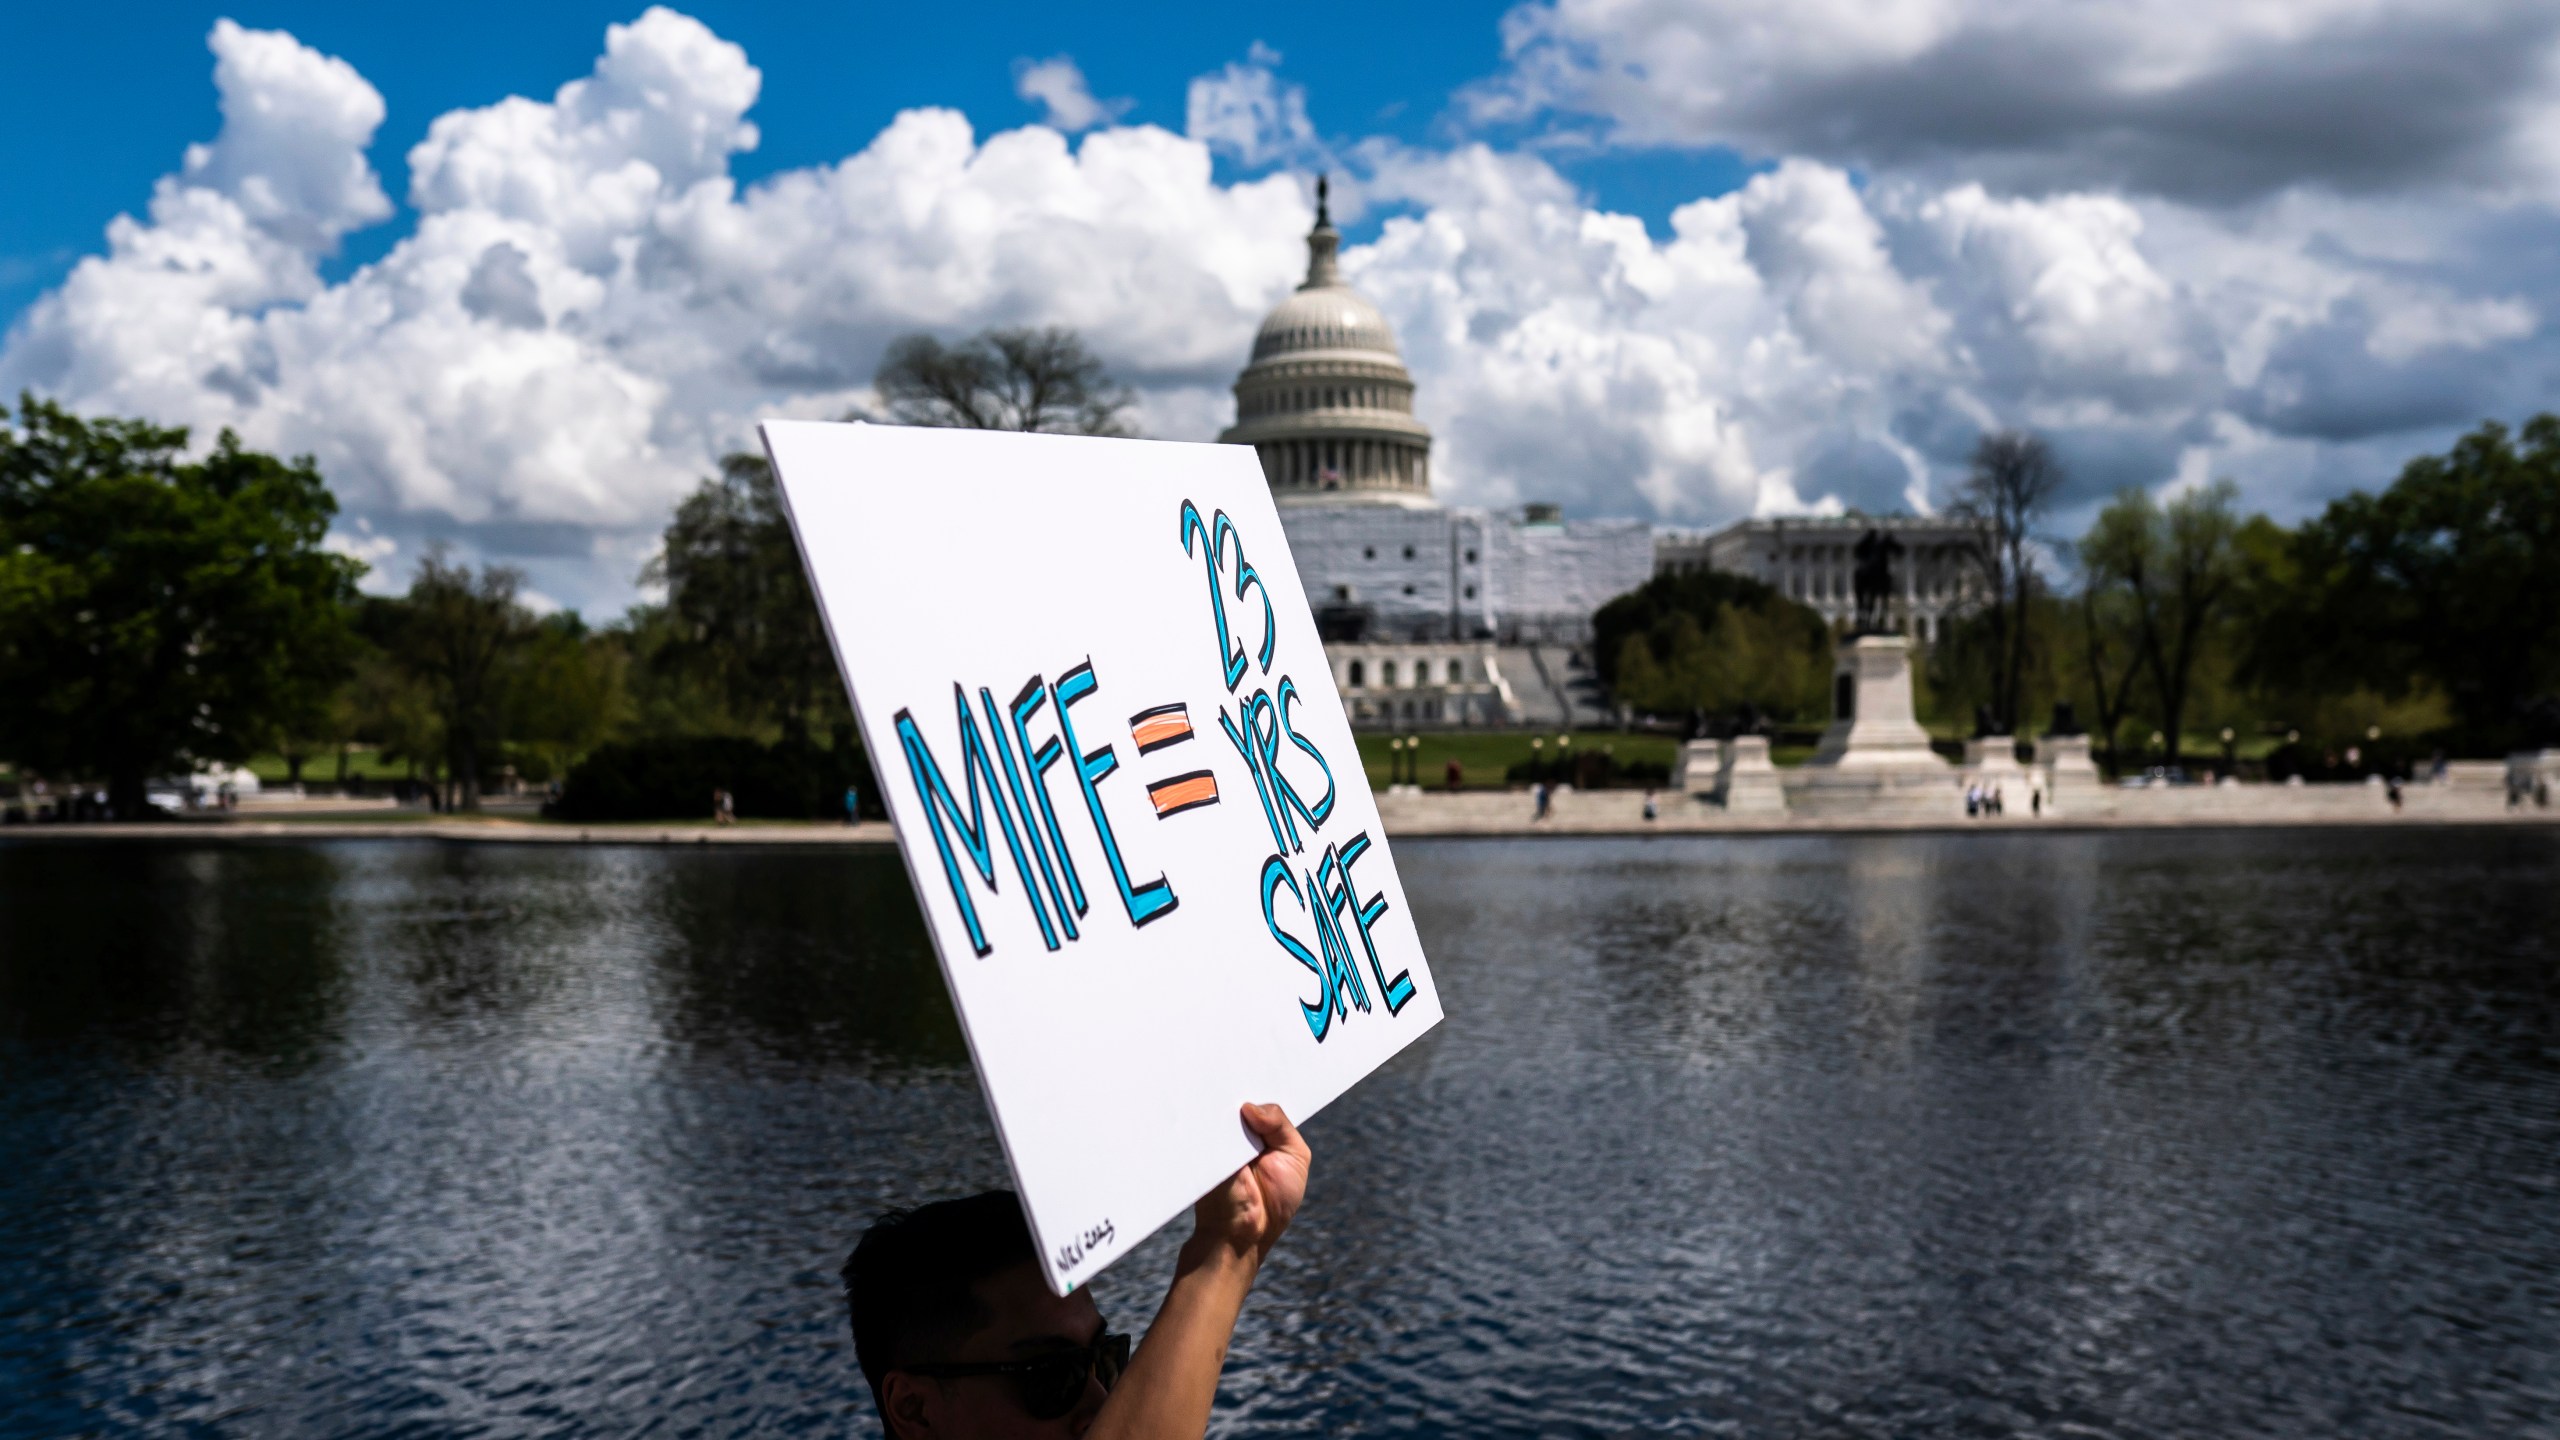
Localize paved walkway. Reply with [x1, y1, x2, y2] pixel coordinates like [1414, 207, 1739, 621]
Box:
[4, 780, 2551, 847]
[0, 816, 904, 847]
[1374, 779, 2554, 836]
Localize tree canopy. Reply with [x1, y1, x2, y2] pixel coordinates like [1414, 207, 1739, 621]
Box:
[872, 326, 1136, 435]
[642, 451, 844, 745]
[2252, 416, 2560, 748]
[2077, 480, 2244, 768]
[0, 396, 360, 816]
[1593, 567, 1830, 727]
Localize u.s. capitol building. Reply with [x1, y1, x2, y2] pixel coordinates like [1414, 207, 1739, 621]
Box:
[1221, 184, 1654, 728]
[1223, 182, 1981, 729]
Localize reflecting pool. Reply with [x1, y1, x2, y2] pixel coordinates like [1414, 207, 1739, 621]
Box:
[3, 829, 2555, 1436]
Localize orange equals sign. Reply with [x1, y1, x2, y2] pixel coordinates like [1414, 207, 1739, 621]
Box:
[1129, 702, 1194, 755]
[1146, 769, 1220, 819]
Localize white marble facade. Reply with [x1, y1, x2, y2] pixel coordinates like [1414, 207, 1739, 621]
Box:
[1656, 515, 1987, 641]
[1324, 641, 1520, 727]
[1225, 184, 1977, 720]
[1280, 504, 1655, 645]
[1228, 182, 1656, 651]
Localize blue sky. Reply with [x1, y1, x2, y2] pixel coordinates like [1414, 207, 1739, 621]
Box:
[4, 1, 2555, 613]
[1, 3, 1755, 319]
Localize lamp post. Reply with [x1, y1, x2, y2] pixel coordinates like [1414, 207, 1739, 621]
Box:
[2220, 726, 2237, 780]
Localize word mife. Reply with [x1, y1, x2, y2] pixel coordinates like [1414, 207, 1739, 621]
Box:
[894, 660, 1177, 958]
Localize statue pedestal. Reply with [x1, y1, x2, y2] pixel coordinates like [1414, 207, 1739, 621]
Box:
[1716, 736, 1788, 813]
[1786, 635, 1954, 818]
[1965, 735, 2029, 810]
[2035, 733, 2107, 815]
[2510, 750, 2560, 805]
[1672, 739, 1722, 797]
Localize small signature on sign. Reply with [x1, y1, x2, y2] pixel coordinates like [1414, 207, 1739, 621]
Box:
[1055, 1218, 1116, 1272]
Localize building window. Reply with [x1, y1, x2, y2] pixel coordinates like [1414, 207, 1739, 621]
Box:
[1463, 584, 1476, 600]
[1446, 659, 1465, 683]
[1401, 544, 1416, 559]
[1382, 660, 1398, 687]
[1348, 660, 1365, 688]
[1464, 548, 1477, 564]
[1363, 546, 1375, 560]
[1401, 584, 1415, 596]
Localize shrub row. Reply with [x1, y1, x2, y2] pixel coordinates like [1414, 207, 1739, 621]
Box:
[547, 735, 881, 823]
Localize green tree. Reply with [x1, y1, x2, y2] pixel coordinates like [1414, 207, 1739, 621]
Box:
[347, 648, 439, 782]
[0, 397, 361, 817]
[2078, 480, 2244, 770]
[643, 453, 844, 745]
[608, 602, 745, 739]
[2065, 549, 2149, 776]
[1594, 568, 1829, 724]
[398, 550, 533, 809]
[502, 612, 626, 781]
[2259, 415, 2560, 747]
[873, 326, 1136, 435]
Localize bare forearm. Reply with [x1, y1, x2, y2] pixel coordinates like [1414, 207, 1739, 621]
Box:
[1084, 1237, 1259, 1440]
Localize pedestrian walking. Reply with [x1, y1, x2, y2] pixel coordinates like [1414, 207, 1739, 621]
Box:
[1642, 788, 1658, 823]
[844, 782, 861, 826]
[1533, 781, 1551, 822]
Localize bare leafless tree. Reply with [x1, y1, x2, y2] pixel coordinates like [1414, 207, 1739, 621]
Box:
[872, 326, 1136, 436]
[1953, 431, 2065, 734]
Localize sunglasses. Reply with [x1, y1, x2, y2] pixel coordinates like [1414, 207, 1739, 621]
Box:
[903, 1331, 1132, 1420]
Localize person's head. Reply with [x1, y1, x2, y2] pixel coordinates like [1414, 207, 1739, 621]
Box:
[844, 1190, 1124, 1440]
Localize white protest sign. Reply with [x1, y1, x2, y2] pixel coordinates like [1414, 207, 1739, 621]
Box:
[761, 421, 1443, 1295]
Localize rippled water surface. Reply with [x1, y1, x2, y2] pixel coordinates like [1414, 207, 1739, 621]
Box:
[3, 830, 2557, 1437]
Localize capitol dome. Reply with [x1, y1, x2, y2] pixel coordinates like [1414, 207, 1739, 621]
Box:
[1219, 178, 1434, 507]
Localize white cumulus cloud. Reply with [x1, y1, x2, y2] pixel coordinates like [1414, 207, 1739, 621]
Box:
[2, 7, 2555, 612]
[1014, 56, 1131, 132]
[1470, 0, 2560, 205]
[1187, 43, 1321, 168]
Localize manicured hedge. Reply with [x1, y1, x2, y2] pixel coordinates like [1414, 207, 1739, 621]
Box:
[547, 735, 880, 822]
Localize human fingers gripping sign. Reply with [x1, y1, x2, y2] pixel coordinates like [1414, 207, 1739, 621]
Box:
[1194, 1103, 1310, 1262]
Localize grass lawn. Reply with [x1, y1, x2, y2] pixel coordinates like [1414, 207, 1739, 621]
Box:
[245, 748, 418, 785]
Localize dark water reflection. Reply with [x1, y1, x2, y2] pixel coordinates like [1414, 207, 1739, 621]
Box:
[3, 831, 2555, 1437]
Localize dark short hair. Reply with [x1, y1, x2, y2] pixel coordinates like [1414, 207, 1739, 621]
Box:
[843, 1189, 1038, 1408]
